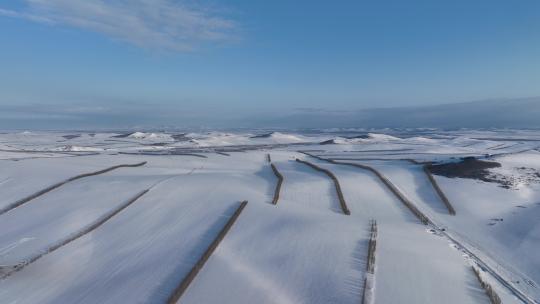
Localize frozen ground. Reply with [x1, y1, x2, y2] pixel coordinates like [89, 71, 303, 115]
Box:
[1, 129, 539, 303]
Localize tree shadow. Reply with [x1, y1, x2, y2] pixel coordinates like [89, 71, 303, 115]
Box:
[409, 165, 451, 215]
[344, 225, 370, 302]
[291, 160, 343, 215]
[465, 266, 492, 304]
[253, 163, 278, 205]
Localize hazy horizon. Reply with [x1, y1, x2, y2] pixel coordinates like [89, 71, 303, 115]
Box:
[1, 96, 540, 130]
[1, 0, 540, 130]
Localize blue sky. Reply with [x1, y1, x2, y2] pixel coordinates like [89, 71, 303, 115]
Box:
[0, 0, 539, 128]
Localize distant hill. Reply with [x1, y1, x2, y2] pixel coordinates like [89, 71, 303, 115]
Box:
[255, 97, 540, 129]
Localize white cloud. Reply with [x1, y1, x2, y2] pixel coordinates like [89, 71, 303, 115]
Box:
[0, 0, 239, 51]
[0, 7, 53, 23]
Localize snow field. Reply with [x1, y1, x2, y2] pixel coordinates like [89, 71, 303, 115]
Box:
[1, 130, 539, 304]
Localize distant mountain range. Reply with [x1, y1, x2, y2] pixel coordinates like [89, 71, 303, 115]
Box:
[254, 97, 540, 129]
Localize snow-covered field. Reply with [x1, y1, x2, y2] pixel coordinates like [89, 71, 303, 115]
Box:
[1, 129, 540, 303]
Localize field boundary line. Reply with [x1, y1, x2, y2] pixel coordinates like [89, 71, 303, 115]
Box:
[423, 165, 456, 215]
[472, 265, 503, 304]
[295, 158, 350, 215]
[362, 219, 378, 304]
[0, 189, 150, 279]
[270, 162, 284, 205]
[300, 152, 426, 223]
[0, 161, 147, 216]
[166, 200, 248, 304]
[300, 151, 536, 304]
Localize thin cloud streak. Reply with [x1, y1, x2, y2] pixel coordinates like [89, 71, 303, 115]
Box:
[0, 0, 239, 51]
[0, 7, 53, 23]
